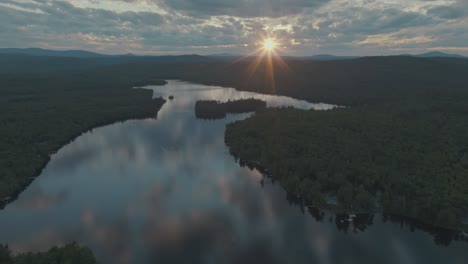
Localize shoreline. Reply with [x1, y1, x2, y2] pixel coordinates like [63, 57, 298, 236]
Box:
[232, 154, 468, 240]
[224, 107, 468, 233]
[0, 86, 166, 208]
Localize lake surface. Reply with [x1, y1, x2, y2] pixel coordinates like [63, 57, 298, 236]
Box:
[0, 81, 467, 263]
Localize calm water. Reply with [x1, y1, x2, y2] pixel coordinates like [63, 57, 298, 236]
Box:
[0, 81, 467, 264]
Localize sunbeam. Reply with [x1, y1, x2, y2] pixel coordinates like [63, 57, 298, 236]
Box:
[231, 36, 292, 94]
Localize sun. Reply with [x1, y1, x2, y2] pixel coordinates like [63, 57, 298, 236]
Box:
[263, 38, 277, 51]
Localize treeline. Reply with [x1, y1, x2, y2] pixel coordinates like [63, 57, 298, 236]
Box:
[286, 189, 466, 245]
[225, 101, 468, 230]
[195, 99, 266, 119]
[129, 79, 168, 87]
[0, 242, 96, 264]
[3, 54, 468, 107]
[0, 72, 166, 205]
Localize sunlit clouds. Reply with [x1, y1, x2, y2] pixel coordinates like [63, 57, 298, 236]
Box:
[0, 0, 467, 55]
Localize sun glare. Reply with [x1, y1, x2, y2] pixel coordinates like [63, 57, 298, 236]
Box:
[233, 35, 290, 93]
[263, 38, 277, 51]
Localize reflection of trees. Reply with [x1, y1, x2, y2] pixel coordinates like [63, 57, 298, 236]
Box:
[307, 207, 325, 222]
[244, 162, 468, 246]
[332, 213, 374, 233]
[195, 99, 266, 120]
[335, 214, 351, 233]
[382, 214, 467, 246]
[353, 214, 374, 233]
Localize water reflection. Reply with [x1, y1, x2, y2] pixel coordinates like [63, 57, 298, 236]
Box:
[0, 81, 466, 263]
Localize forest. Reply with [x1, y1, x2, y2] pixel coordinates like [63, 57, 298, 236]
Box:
[2, 54, 468, 229]
[0, 242, 96, 264]
[225, 99, 468, 230]
[0, 71, 166, 206]
[3, 55, 468, 107]
[195, 99, 266, 119]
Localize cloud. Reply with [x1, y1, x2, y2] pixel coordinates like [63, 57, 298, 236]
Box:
[158, 0, 329, 18]
[0, 0, 467, 55]
[426, 5, 465, 19]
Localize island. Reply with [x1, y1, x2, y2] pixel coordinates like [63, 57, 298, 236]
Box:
[225, 103, 468, 230]
[195, 98, 267, 119]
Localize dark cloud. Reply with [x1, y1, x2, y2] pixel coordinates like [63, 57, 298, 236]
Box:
[159, 0, 330, 18]
[427, 5, 465, 19]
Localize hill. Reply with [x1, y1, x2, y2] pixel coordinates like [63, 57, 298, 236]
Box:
[0, 48, 106, 58]
[415, 51, 465, 58]
[303, 54, 359, 60]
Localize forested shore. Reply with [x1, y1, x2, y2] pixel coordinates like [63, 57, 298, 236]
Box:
[0, 73, 166, 206]
[4, 55, 468, 107]
[225, 101, 468, 230]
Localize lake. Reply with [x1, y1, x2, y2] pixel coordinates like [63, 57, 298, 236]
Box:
[0, 81, 466, 263]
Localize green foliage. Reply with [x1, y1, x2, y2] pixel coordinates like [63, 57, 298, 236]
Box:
[129, 79, 168, 87]
[337, 183, 354, 209]
[0, 243, 96, 264]
[0, 244, 13, 264]
[225, 101, 468, 229]
[0, 71, 166, 203]
[2, 54, 468, 229]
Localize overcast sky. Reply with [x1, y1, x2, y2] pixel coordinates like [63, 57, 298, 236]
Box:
[1, 0, 467, 56]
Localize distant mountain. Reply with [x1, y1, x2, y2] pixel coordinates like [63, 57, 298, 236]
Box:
[302, 52, 465, 60]
[0, 48, 215, 60]
[414, 51, 465, 58]
[208, 53, 241, 57]
[302, 54, 359, 61]
[0, 48, 465, 61]
[0, 53, 214, 73]
[0, 48, 107, 58]
[208, 53, 359, 61]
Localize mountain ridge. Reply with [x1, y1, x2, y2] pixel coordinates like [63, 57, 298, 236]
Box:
[0, 47, 465, 59]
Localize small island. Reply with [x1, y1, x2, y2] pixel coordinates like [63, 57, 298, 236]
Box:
[195, 98, 267, 119]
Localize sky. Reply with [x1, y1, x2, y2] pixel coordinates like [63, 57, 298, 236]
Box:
[1, 0, 467, 56]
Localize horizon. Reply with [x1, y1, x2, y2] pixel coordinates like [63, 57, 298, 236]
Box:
[0, 46, 465, 58]
[1, 0, 468, 56]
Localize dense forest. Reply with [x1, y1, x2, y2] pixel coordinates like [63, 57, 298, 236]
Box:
[3, 55, 468, 107]
[0, 243, 96, 264]
[2, 54, 468, 229]
[0, 71, 166, 206]
[225, 100, 468, 230]
[195, 99, 266, 119]
[129, 79, 168, 87]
